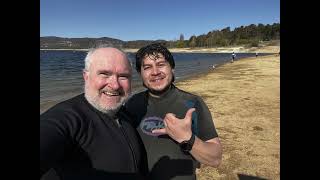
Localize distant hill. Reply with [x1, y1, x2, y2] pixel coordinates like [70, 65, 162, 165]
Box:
[40, 36, 125, 49]
[40, 36, 167, 49]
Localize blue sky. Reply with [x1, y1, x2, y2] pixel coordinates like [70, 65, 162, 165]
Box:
[40, 0, 280, 41]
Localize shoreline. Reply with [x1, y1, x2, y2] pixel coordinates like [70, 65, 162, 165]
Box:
[40, 45, 280, 54]
[175, 55, 280, 179]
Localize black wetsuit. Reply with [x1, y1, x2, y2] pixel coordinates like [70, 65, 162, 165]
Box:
[124, 85, 218, 180]
[40, 94, 148, 180]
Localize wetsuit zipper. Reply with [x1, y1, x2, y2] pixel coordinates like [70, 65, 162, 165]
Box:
[119, 126, 138, 172]
[96, 110, 138, 172]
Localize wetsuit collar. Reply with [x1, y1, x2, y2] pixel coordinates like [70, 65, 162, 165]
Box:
[148, 84, 174, 98]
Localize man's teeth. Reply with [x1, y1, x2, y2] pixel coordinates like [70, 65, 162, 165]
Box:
[104, 92, 119, 96]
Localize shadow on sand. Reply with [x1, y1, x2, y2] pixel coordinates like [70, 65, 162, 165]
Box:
[238, 173, 268, 180]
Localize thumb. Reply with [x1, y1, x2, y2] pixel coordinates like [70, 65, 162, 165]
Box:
[185, 108, 196, 121]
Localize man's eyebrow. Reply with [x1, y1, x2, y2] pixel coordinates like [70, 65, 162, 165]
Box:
[97, 70, 112, 74]
[142, 61, 152, 65]
[98, 69, 130, 76]
[156, 60, 167, 63]
[119, 72, 131, 77]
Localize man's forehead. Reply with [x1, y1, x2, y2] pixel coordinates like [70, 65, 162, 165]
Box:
[93, 63, 132, 75]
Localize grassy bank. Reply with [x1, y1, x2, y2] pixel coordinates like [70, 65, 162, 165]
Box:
[175, 55, 280, 179]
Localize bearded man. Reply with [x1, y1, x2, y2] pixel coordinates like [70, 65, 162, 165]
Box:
[40, 46, 147, 180]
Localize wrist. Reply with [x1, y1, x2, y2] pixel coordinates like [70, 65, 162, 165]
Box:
[178, 132, 192, 143]
[179, 133, 195, 153]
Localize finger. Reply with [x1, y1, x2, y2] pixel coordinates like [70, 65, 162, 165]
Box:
[164, 115, 176, 126]
[163, 119, 173, 132]
[152, 128, 167, 134]
[164, 113, 177, 124]
[185, 108, 196, 120]
[166, 113, 176, 119]
[163, 120, 168, 128]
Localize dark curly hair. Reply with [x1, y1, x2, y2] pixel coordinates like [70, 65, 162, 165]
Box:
[135, 43, 175, 73]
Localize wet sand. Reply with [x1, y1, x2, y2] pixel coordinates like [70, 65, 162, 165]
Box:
[175, 54, 280, 179]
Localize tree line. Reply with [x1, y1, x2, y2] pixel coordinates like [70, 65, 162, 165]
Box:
[123, 23, 279, 48]
[168, 22, 280, 48]
[41, 23, 279, 49]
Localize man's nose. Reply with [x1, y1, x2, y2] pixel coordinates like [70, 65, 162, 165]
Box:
[151, 67, 160, 75]
[108, 75, 120, 90]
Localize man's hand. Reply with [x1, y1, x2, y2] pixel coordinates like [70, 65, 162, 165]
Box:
[152, 108, 195, 143]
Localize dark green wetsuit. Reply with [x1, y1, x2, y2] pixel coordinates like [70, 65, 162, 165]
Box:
[40, 94, 148, 180]
[124, 85, 218, 180]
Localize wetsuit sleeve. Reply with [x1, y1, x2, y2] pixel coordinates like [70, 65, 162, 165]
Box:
[195, 97, 218, 141]
[40, 111, 74, 178]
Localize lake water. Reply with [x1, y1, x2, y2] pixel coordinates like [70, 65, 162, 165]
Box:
[40, 50, 268, 114]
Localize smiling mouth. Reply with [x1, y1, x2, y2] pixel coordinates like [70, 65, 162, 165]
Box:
[102, 91, 120, 96]
[150, 78, 163, 82]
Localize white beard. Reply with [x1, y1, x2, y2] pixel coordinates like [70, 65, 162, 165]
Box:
[84, 85, 130, 116]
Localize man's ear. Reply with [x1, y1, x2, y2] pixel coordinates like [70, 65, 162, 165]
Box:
[172, 69, 175, 73]
[83, 70, 89, 82]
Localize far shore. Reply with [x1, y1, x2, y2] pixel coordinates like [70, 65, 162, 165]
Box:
[40, 45, 280, 54]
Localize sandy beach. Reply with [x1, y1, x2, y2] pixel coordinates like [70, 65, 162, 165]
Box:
[175, 54, 280, 179]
